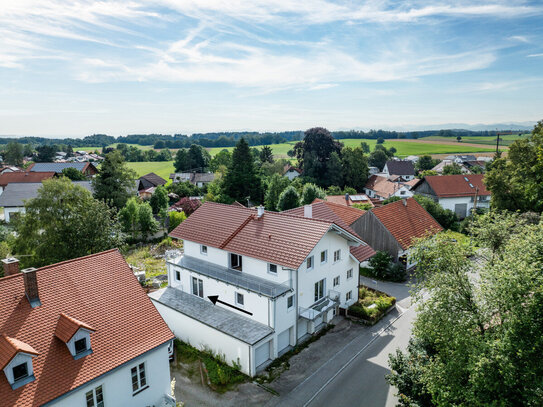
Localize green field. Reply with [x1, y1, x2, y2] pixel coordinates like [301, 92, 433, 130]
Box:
[424, 133, 530, 147]
[78, 143, 155, 152]
[208, 138, 498, 158]
[125, 161, 175, 182]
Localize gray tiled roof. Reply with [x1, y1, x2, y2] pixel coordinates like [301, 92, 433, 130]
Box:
[29, 162, 90, 173]
[385, 160, 415, 176]
[175, 255, 291, 298]
[0, 181, 93, 207]
[149, 287, 274, 345]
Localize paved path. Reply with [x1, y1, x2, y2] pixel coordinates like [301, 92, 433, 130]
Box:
[266, 279, 414, 407]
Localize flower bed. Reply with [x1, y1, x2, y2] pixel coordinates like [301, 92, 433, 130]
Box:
[348, 286, 396, 325]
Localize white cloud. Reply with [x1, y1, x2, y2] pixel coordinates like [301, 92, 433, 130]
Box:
[527, 53, 543, 57]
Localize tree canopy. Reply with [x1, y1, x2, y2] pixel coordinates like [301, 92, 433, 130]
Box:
[13, 178, 123, 268]
[277, 186, 300, 211]
[222, 138, 263, 204]
[92, 150, 137, 209]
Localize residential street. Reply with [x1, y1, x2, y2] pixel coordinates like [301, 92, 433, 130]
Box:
[265, 278, 414, 407]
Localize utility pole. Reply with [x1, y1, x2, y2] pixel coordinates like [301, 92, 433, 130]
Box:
[496, 129, 500, 156]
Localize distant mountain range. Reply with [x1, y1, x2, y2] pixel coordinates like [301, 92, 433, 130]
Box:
[341, 122, 535, 132]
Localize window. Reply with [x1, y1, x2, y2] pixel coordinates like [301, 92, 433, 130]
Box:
[235, 292, 244, 306]
[333, 250, 341, 263]
[12, 362, 28, 382]
[314, 279, 325, 302]
[175, 269, 181, 281]
[306, 256, 314, 270]
[347, 268, 353, 279]
[333, 276, 340, 287]
[287, 295, 294, 309]
[320, 250, 327, 264]
[191, 277, 203, 298]
[201, 245, 208, 255]
[74, 337, 87, 354]
[230, 253, 242, 271]
[400, 190, 406, 195]
[268, 263, 277, 274]
[131, 363, 147, 394]
[86, 385, 104, 407]
[346, 291, 352, 301]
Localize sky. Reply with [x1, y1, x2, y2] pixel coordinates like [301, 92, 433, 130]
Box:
[1, 0, 542, 137]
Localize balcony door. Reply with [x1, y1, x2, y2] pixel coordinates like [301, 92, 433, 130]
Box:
[314, 279, 325, 302]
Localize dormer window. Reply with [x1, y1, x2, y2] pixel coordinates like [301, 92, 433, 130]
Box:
[0, 335, 39, 390]
[55, 313, 96, 360]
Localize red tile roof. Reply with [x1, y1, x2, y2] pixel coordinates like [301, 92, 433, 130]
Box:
[350, 245, 376, 263]
[364, 175, 404, 199]
[54, 313, 96, 343]
[420, 174, 490, 198]
[0, 335, 39, 370]
[170, 202, 364, 269]
[0, 249, 173, 406]
[0, 171, 55, 187]
[371, 198, 443, 250]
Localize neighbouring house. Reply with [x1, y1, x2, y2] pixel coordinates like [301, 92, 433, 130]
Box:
[0, 250, 175, 407]
[382, 160, 416, 181]
[354, 197, 443, 267]
[282, 165, 302, 180]
[404, 155, 419, 164]
[0, 171, 55, 196]
[445, 154, 477, 163]
[0, 166, 23, 174]
[169, 197, 202, 216]
[412, 174, 491, 219]
[363, 175, 413, 201]
[431, 159, 470, 174]
[368, 166, 380, 175]
[463, 160, 487, 173]
[27, 162, 98, 177]
[0, 181, 92, 222]
[317, 194, 374, 208]
[150, 202, 374, 377]
[138, 172, 167, 192]
[169, 172, 215, 188]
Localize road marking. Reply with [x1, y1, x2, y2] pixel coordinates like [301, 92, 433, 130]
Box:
[302, 308, 410, 407]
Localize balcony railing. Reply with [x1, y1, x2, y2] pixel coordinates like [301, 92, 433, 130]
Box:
[170, 255, 291, 298]
[299, 292, 340, 320]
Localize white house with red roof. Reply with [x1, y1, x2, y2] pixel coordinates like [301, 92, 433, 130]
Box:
[413, 174, 490, 218]
[282, 164, 302, 180]
[0, 250, 175, 407]
[150, 202, 375, 377]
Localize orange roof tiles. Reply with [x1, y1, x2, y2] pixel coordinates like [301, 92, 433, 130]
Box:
[364, 175, 403, 198]
[170, 202, 363, 269]
[0, 335, 39, 370]
[0, 249, 173, 406]
[0, 171, 55, 187]
[371, 198, 443, 250]
[55, 313, 96, 343]
[420, 174, 490, 198]
[350, 245, 376, 263]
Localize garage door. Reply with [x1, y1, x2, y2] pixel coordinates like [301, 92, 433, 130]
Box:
[454, 203, 468, 219]
[277, 328, 290, 352]
[255, 341, 270, 367]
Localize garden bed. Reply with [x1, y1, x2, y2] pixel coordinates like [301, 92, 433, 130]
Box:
[348, 286, 396, 325]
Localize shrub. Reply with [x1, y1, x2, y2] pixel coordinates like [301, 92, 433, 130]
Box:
[368, 251, 393, 277]
[387, 262, 407, 282]
[366, 251, 407, 282]
[169, 211, 187, 232]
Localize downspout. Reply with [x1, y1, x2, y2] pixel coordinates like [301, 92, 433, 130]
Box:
[295, 268, 299, 344]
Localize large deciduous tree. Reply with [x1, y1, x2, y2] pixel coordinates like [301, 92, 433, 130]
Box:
[341, 146, 369, 191]
[387, 216, 543, 406]
[277, 185, 300, 211]
[3, 142, 24, 166]
[13, 178, 123, 267]
[485, 120, 543, 212]
[92, 150, 137, 209]
[264, 174, 290, 211]
[222, 138, 263, 204]
[300, 127, 342, 187]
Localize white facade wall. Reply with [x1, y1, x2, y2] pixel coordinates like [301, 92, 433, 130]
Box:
[47, 344, 172, 407]
[3, 353, 35, 384]
[3, 207, 24, 222]
[284, 170, 300, 180]
[152, 300, 254, 376]
[438, 196, 490, 218]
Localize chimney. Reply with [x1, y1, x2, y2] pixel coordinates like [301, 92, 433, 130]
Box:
[345, 193, 350, 204]
[304, 204, 312, 218]
[257, 206, 265, 218]
[22, 268, 41, 308]
[2, 257, 19, 276]
[402, 198, 407, 206]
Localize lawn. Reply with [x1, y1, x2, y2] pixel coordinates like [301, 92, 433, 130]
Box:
[423, 133, 530, 147]
[125, 161, 175, 182]
[208, 138, 497, 159]
[77, 143, 155, 152]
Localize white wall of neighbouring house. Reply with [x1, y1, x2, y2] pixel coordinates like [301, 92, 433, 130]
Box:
[151, 300, 254, 376]
[284, 170, 300, 180]
[438, 196, 490, 219]
[46, 344, 172, 407]
[3, 207, 24, 223]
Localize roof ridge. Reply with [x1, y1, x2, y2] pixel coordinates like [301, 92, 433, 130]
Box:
[219, 214, 255, 249]
[34, 248, 121, 274]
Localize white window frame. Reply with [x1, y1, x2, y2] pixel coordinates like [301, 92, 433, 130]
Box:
[191, 276, 204, 298]
[287, 295, 294, 310]
[175, 268, 181, 281]
[314, 279, 325, 302]
[235, 292, 244, 307]
[200, 245, 208, 255]
[347, 268, 353, 279]
[320, 250, 327, 264]
[230, 253, 243, 271]
[333, 250, 341, 263]
[268, 263, 278, 274]
[346, 291, 352, 301]
[131, 362, 147, 395]
[333, 276, 340, 287]
[86, 384, 104, 407]
[306, 256, 314, 270]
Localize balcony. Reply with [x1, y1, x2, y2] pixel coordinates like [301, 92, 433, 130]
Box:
[299, 290, 340, 320]
[170, 255, 291, 298]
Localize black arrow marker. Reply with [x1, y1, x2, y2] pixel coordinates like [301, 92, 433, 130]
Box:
[208, 295, 253, 316]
